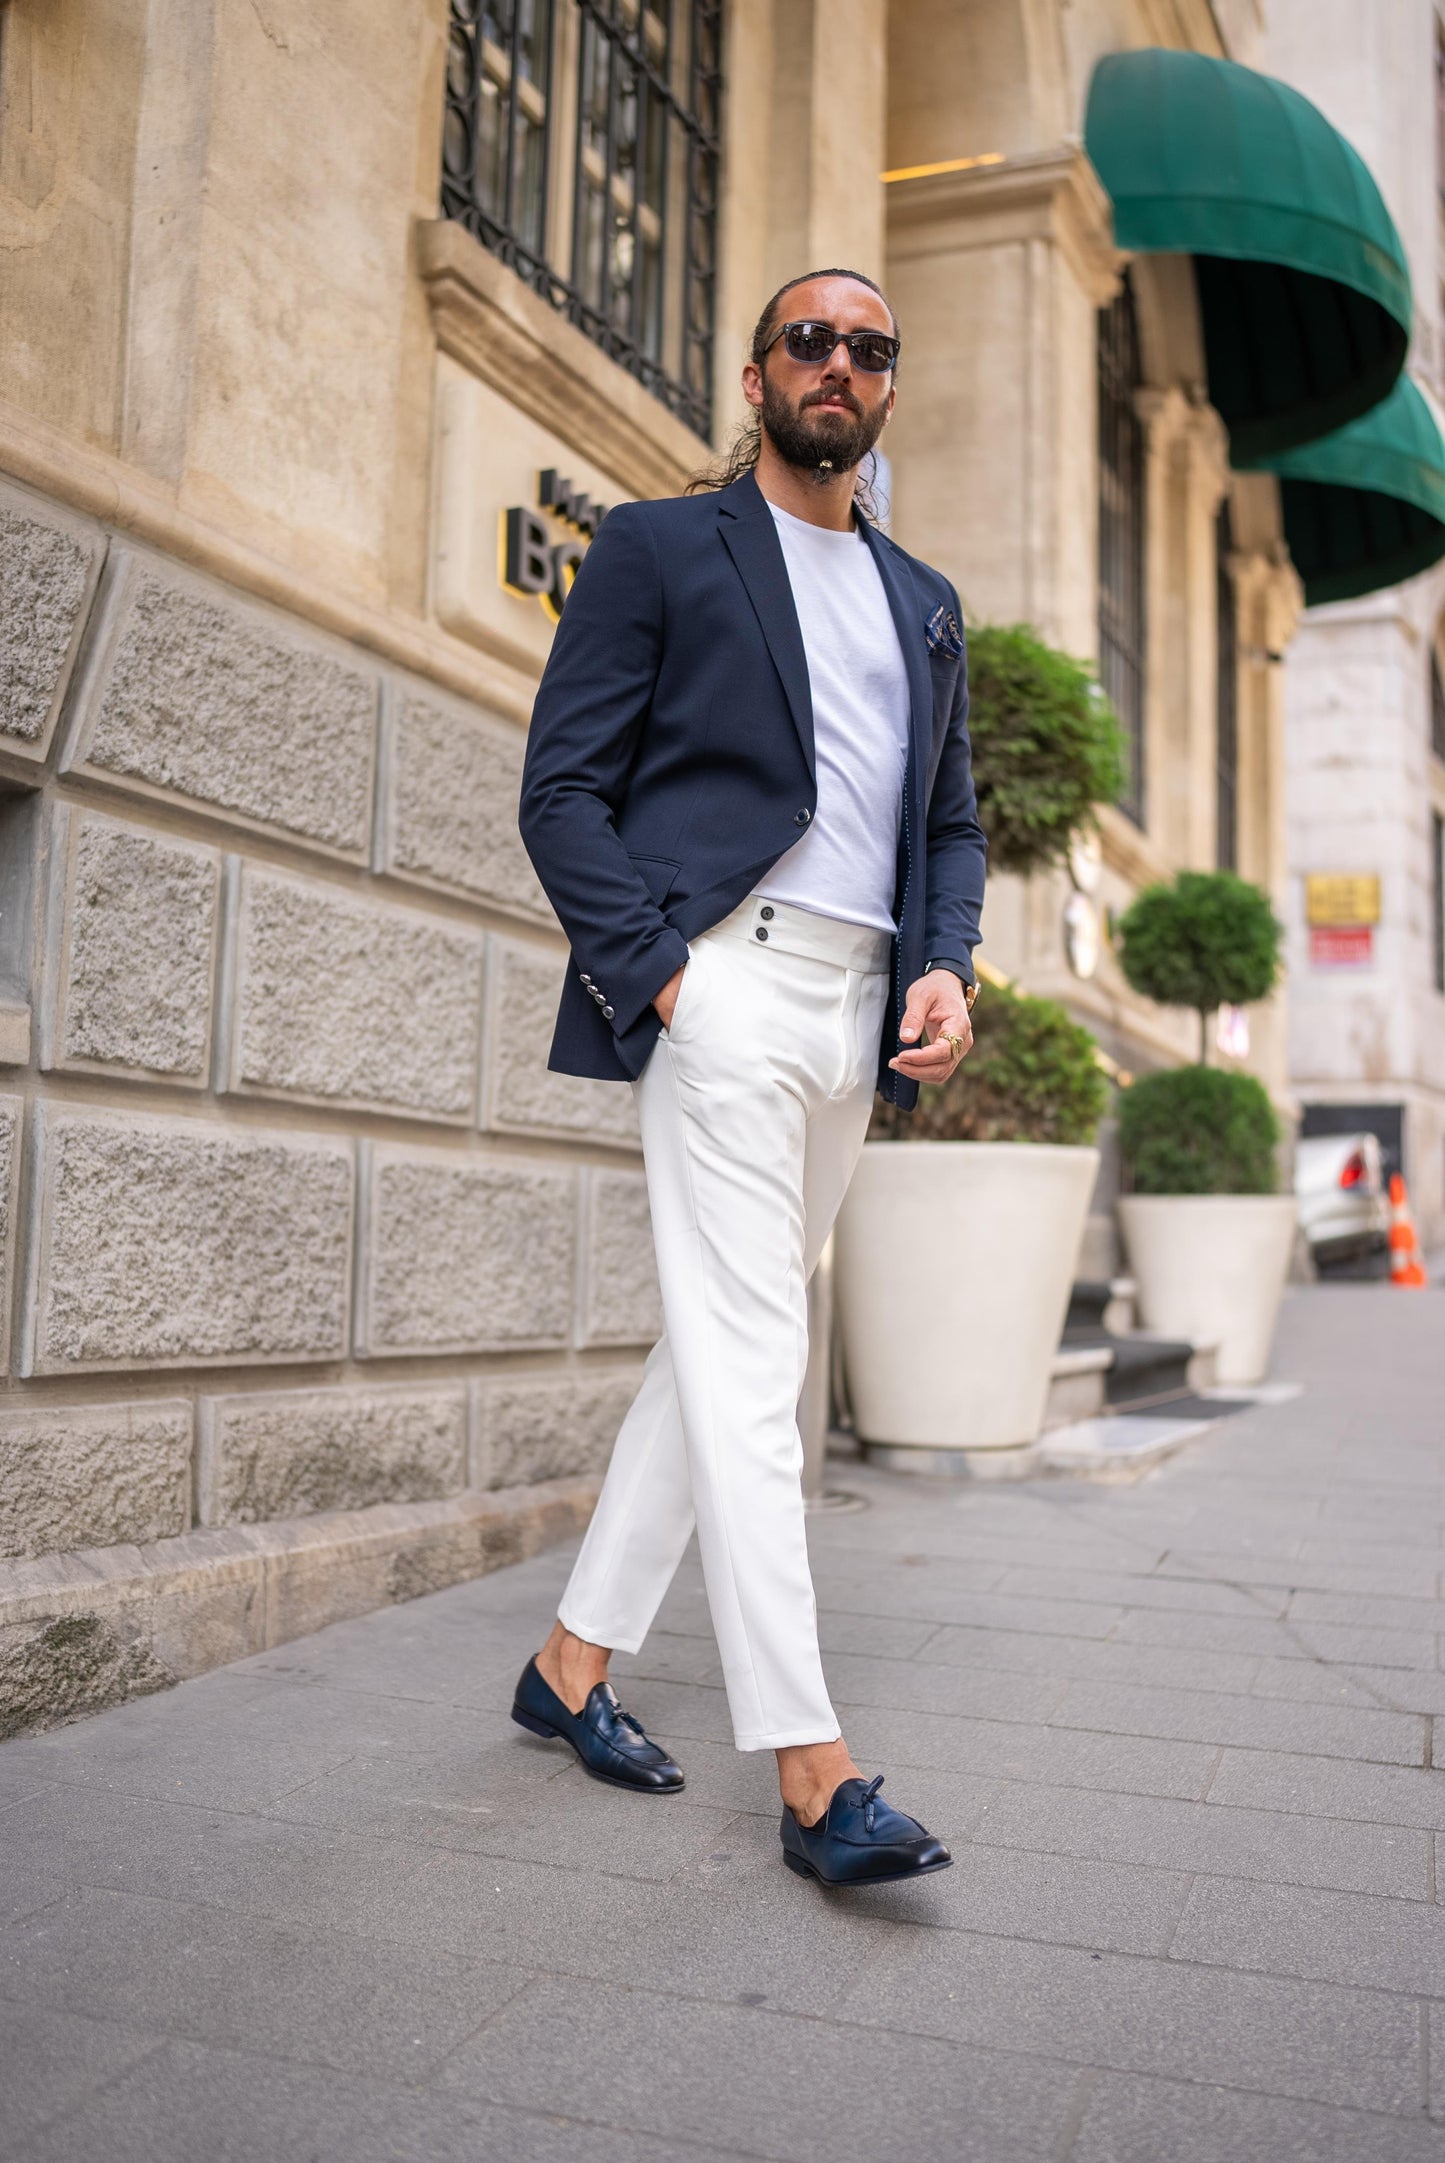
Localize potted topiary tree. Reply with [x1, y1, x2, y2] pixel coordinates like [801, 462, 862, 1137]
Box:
[834, 983, 1109, 1464]
[832, 627, 1123, 1467]
[962, 624, 1126, 876]
[1113, 870, 1294, 1383]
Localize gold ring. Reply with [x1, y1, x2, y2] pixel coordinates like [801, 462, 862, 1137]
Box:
[945, 1032, 966, 1061]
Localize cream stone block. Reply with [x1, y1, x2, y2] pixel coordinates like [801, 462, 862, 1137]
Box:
[0, 1007, 29, 1067]
[0, 1401, 193, 1561]
[578, 1168, 661, 1348]
[198, 1383, 468, 1527]
[358, 1142, 576, 1356]
[226, 864, 484, 1121]
[380, 684, 551, 922]
[471, 1369, 641, 1490]
[66, 550, 378, 857]
[481, 935, 640, 1146]
[25, 1107, 354, 1375]
[45, 810, 220, 1083]
[186, 0, 420, 579]
[0, 483, 106, 763]
[0, 1096, 20, 1375]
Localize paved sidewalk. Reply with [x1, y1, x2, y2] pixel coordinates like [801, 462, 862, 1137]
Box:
[2, 1285, 1444, 2163]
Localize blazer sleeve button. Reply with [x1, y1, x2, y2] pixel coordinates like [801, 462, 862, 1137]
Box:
[603, 1005, 615, 1020]
[794, 808, 811, 827]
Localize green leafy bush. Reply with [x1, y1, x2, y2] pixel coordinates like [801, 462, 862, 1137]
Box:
[871, 983, 1108, 1146]
[1119, 1066, 1279, 1195]
[964, 624, 1125, 877]
[1115, 870, 1283, 1061]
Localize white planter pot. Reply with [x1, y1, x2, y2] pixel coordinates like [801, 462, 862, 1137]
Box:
[1117, 1194, 1297, 1385]
[834, 1141, 1100, 1454]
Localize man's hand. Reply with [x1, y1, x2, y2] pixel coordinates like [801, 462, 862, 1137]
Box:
[653, 964, 686, 1030]
[887, 968, 973, 1083]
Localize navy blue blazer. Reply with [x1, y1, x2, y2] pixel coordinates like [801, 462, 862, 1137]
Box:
[517, 469, 987, 1110]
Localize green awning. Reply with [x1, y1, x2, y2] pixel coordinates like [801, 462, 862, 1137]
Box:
[1085, 49, 1412, 462]
[1247, 374, 1445, 605]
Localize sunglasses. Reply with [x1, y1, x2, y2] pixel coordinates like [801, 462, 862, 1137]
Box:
[763, 319, 901, 373]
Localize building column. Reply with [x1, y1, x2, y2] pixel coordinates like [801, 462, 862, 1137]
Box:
[1135, 389, 1230, 871]
[764, 0, 888, 289]
[882, 145, 1120, 651]
[1234, 549, 1304, 1102]
[714, 0, 888, 435]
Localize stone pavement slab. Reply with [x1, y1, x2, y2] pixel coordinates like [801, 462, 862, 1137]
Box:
[2, 1285, 1445, 2161]
[0, 2038, 720, 2163]
[436, 1973, 1085, 2161]
[1070, 2069, 1445, 2163]
[1, 1886, 530, 2080]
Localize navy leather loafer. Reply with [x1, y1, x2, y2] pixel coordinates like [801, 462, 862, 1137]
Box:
[780, 1774, 951, 1885]
[511, 1658, 684, 1793]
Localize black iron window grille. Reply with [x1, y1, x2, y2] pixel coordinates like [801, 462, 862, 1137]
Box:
[1216, 502, 1239, 871]
[441, 0, 723, 439]
[1431, 646, 1445, 763]
[1098, 275, 1148, 826]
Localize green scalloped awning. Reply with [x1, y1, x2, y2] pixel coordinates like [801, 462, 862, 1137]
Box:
[1085, 48, 1412, 463]
[1245, 374, 1445, 605]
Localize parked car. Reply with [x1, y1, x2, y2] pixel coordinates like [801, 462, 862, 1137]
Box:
[1295, 1132, 1390, 1266]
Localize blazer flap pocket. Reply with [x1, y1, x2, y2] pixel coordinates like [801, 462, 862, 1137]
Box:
[628, 852, 682, 904]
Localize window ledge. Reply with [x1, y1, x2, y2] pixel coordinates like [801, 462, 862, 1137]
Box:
[1097, 802, 1171, 888]
[416, 220, 711, 501]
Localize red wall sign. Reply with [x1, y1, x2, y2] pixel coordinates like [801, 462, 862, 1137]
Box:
[1310, 926, 1374, 969]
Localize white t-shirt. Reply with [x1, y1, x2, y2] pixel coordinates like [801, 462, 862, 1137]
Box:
[757, 500, 911, 935]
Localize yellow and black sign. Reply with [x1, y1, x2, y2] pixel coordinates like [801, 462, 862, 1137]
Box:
[1304, 873, 1381, 927]
[500, 470, 611, 622]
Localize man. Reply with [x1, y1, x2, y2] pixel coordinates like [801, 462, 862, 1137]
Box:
[513, 269, 986, 1887]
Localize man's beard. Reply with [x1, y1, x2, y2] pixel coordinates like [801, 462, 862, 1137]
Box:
[760, 375, 888, 483]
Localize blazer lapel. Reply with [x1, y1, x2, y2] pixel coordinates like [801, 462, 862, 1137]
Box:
[717, 474, 815, 779]
[860, 519, 931, 805]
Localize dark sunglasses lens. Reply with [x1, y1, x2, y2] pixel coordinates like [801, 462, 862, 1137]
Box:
[850, 334, 898, 372]
[784, 323, 840, 364]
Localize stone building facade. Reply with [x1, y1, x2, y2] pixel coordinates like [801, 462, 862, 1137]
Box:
[3, 0, 1404, 1727]
[882, 0, 1300, 1276]
[1262, 0, 1445, 1251]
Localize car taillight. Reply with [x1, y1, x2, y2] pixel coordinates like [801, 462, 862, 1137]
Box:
[1339, 1150, 1366, 1188]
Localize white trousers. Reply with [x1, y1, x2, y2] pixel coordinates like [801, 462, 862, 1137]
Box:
[558, 895, 890, 1750]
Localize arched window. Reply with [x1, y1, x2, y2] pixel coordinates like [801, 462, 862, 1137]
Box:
[1216, 502, 1238, 870]
[1097, 274, 1147, 825]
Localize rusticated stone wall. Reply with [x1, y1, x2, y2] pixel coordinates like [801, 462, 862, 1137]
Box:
[0, 474, 655, 1732]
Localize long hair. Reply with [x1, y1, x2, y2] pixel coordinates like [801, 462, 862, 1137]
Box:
[685, 268, 898, 522]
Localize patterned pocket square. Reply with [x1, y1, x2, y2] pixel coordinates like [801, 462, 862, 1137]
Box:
[925, 603, 965, 659]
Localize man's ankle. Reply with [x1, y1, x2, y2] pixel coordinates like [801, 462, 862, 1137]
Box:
[777, 1739, 861, 1825]
[536, 1623, 610, 1714]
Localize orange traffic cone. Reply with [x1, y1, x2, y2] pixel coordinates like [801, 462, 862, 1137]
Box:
[1387, 1174, 1428, 1288]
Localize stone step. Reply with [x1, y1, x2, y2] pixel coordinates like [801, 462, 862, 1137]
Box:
[1101, 1330, 1199, 1406]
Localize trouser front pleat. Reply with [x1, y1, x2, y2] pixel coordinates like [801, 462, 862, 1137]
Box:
[558, 896, 890, 1751]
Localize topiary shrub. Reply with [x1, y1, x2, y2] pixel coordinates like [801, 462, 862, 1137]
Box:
[964, 624, 1126, 877]
[871, 983, 1108, 1146]
[1115, 870, 1283, 1062]
[1119, 1065, 1279, 1195]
